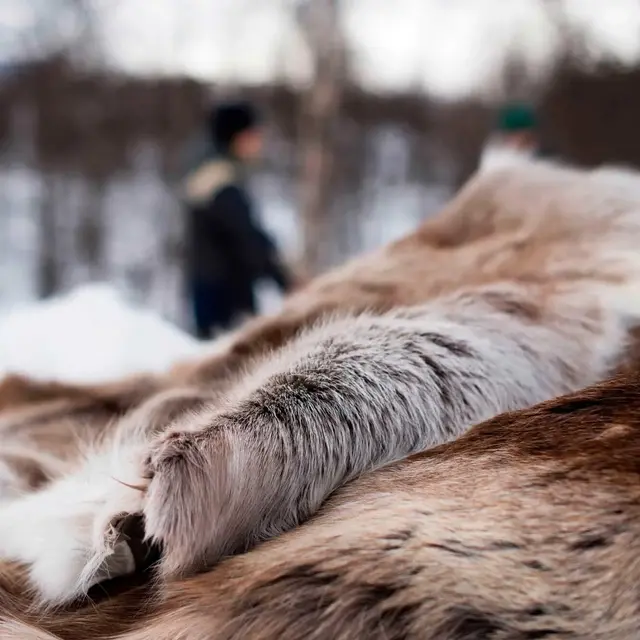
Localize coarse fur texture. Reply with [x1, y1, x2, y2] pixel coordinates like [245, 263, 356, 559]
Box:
[5, 369, 640, 638]
[3, 161, 640, 635]
[2, 284, 628, 602]
[0, 388, 213, 601]
[0, 374, 165, 499]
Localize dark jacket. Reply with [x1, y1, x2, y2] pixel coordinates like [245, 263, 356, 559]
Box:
[182, 157, 291, 301]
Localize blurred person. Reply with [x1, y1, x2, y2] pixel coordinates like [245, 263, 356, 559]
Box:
[181, 101, 293, 339]
[479, 103, 548, 171]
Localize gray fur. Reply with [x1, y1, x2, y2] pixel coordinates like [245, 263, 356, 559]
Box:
[143, 281, 627, 576]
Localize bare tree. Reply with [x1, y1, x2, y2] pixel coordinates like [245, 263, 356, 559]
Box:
[295, 0, 347, 276]
[37, 173, 61, 298]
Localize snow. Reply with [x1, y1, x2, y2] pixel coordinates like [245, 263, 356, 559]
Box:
[0, 284, 203, 384]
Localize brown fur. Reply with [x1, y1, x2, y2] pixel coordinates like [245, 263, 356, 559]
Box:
[0, 374, 165, 490]
[0, 373, 161, 413]
[4, 371, 640, 638]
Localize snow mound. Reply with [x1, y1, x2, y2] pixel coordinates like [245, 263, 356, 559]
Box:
[0, 284, 203, 384]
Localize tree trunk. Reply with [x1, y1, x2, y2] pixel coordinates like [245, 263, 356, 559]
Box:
[297, 0, 345, 277]
[76, 177, 107, 279]
[37, 173, 60, 298]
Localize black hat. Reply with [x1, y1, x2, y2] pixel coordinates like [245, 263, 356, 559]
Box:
[208, 101, 260, 152]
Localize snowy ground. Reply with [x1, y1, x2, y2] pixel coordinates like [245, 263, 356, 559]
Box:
[0, 284, 204, 383]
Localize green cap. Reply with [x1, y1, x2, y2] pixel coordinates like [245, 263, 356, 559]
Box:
[497, 104, 537, 132]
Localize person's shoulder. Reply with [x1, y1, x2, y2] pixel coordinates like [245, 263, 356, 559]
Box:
[182, 159, 237, 205]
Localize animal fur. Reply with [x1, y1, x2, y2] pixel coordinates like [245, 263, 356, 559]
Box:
[0, 374, 164, 498]
[5, 369, 640, 638]
[3, 161, 640, 636]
